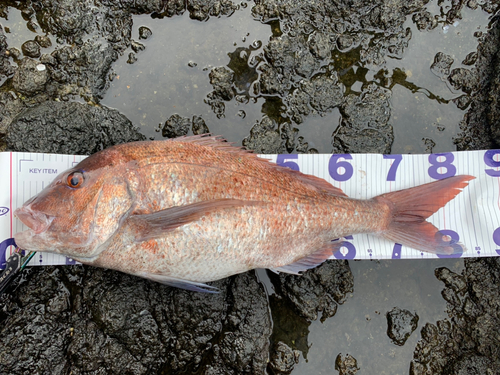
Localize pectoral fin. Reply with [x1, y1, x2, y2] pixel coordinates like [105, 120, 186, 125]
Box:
[135, 272, 219, 293]
[128, 199, 264, 241]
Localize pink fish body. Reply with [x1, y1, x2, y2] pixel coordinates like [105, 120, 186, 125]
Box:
[14, 135, 474, 292]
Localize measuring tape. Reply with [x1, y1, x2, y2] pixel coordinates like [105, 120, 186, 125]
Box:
[1, 149, 500, 270]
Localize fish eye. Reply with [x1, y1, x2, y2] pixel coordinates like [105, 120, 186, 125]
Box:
[66, 171, 84, 188]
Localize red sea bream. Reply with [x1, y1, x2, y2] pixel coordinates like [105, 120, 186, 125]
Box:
[14, 135, 474, 292]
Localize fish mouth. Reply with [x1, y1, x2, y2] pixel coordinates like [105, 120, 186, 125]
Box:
[15, 206, 55, 234]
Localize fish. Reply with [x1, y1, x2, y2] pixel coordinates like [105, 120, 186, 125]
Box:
[14, 135, 474, 292]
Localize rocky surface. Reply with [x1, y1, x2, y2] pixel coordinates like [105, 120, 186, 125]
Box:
[1, 0, 500, 374]
[272, 260, 354, 322]
[335, 354, 359, 375]
[453, 12, 500, 150]
[6, 101, 145, 154]
[410, 258, 500, 374]
[386, 307, 419, 346]
[0, 266, 272, 374]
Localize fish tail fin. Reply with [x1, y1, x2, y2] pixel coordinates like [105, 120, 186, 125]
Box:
[374, 175, 475, 255]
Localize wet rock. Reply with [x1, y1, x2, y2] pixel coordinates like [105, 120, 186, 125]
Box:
[430, 52, 454, 78]
[131, 39, 146, 52]
[0, 92, 24, 135]
[0, 25, 14, 78]
[411, 258, 500, 374]
[412, 9, 438, 31]
[284, 75, 344, 124]
[162, 113, 191, 138]
[34, 34, 53, 48]
[334, 84, 393, 154]
[386, 307, 419, 346]
[6, 101, 145, 154]
[242, 116, 286, 154]
[48, 40, 118, 101]
[443, 354, 497, 375]
[335, 123, 393, 156]
[192, 115, 210, 134]
[308, 31, 334, 60]
[335, 353, 359, 375]
[12, 57, 49, 95]
[127, 52, 138, 64]
[7, 47, 22, 60]
[33, 0, 94, 43]
[434, 267, 467, 293]
[21, 40, 41, 58]
[452, 94, 471, 110]
[261, 34, 318, 91]
[302, 75, 344, 113]
[209, 66, 235, 101]
[187, 0, 238, 21]
[1, 265, 271, 375]
[0, 266, 78, 375]
[462, 51, 478, 66]
[138, 25, 152, 39]
[454, 15, 500, 150]
[448, 67, 477, 94]
[269, 341, 299, 374]
[105, 0, 164, 14]
[273, 260, 353, 321]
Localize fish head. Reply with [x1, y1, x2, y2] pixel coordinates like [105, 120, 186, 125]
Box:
[14, 148, 136, 260]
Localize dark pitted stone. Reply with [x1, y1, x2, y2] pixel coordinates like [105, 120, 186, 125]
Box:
[273, 260, 354, 321]
[138, 26, 153, 39]
[0, 266, 271, 374]
[386, 307, 419, 346]
[269, 341, 299, 374]
[411, 258, 500, 374]
[12, 57, 49, 95]
[431, 52, 454, 78]
[6, 101, 145, 154]
[162, 113, 191, 138]
[21, 40, 41, 58]
[335, 353, 360, 375]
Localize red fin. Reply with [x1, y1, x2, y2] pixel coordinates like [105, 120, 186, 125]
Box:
[172, 134, 347, 197]
[272, 241, 342, 274]
[375, 175, 475, 254]
[128, 199, 264, 242]
[170, 133, 254, 155]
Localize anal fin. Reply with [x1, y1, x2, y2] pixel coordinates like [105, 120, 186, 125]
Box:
[134, 272, 219, 293]
[271, 240, 344, 275]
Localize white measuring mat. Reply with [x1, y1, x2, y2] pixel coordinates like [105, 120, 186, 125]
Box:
[1, 150, 500, 269]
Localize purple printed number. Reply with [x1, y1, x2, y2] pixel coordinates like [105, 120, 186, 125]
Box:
[333, 235, 356, 260]
[391, 243, 402, 259]
[0, 238, 17, 270]
[0, 207, 9, 217]
[484, 150, 500, 177]
[329, 154, 353, 181]
[436, 230, 463, 258]
[383, 155, 402, 181]
[428, 153, 456, 180]
[493, 227, 500, 255]
[276, 154, 299, 171]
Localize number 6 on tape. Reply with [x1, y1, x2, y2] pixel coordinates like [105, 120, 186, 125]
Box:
[329, 154, 353, 181]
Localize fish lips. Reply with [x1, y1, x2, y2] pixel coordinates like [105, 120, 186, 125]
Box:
[13, 207, 56, 251]
[15, 206, 55, 234]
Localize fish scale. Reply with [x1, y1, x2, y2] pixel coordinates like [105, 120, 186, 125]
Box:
[14, 135, 474, 292]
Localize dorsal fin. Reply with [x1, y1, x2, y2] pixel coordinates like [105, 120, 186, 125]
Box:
[173, 134, 347, 198]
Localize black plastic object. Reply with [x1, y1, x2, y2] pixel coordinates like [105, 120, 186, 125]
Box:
[0, 252, 22, 296]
